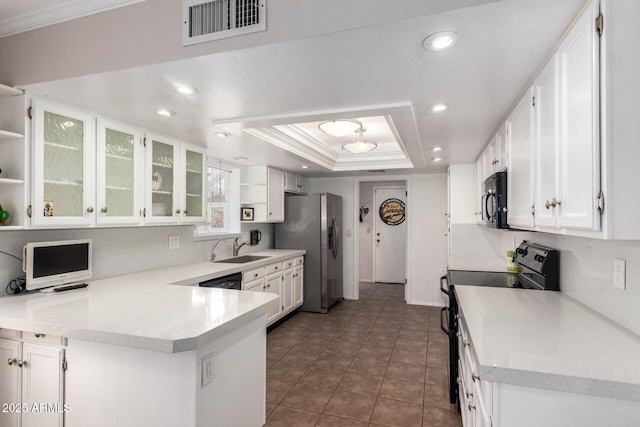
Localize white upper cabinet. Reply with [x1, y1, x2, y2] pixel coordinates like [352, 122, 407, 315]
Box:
[96, 118, 144, 226]
[241, 166, 285, 223]
[507, 89, 535, 229]
[180, 144, 206, 224]
[534, 56, 560, 228]
[267, 167, 285, 222]
[31, 99, 95, 227]
[145, 133, 181, 224]
[555, 0, 600, 231]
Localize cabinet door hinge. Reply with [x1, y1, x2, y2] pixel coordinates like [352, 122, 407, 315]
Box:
[531, 204, 535, 216]
[532, 96, 536, 108]
[596, 192, 605, 213]
[27, 106, 33, 119]
[404, 279, 407, 284]
[405, 191, 408, 197]
[595, 13, 604, 36]
[62, 358, 68, 371]
[142, 137, 146, 147]
[27, 205, 32, 218]
[143, 208, 146, 218]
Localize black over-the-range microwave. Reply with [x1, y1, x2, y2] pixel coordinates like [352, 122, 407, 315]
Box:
[482, 171, 508, 229]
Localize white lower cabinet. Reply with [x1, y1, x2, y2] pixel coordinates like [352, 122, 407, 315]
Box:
[0, 335, 65, 427]
[242, 256, 304, 326]
[293, 264, 304, 307]
[264, 272, 283, 324]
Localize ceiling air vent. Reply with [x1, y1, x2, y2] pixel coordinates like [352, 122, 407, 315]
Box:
[183, 0, 266, 46]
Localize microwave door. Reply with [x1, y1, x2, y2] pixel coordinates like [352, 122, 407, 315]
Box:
[486, 191, 496, 223]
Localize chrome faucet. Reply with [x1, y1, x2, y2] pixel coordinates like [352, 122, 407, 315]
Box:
[233, 238, 247, 257]
[210, 239, 226, 262]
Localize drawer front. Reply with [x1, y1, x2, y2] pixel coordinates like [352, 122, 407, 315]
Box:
[0, 328, 21, 339]
[243, 278, 265, 291]
[265, 262, 283, 275]
[295, 256, 304, 266]
[22, 331, 66, 347]
[243, 267, 265, 282]
[284, 258, 295, 269]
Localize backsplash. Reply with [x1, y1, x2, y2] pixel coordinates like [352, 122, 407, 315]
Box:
[449, 223, 640, 336]
[0, 223, 274, 297]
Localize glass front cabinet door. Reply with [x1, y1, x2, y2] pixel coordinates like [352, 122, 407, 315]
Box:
[32, 100, 95, 227]
[96, 118, 144, 226]
[181, 144, 206, 224]
[145, 133, 181, 224]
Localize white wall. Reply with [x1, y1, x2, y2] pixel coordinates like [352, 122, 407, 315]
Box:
[0, 223, 273, 297]
[448, 165, 640, 336]
[311, 174, 448, 306]
[358, 180, 406, 282]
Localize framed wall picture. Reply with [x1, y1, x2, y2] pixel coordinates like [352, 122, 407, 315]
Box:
[241, 207, 254, 221]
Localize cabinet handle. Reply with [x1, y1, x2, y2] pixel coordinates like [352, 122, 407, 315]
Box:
[86, 207, 94, 213]
[472, 372, 480, 382]
[176, 209, 181, 214]
[101, 207, 108, 213]
[463, 341, 470, 347]
[545, 198, 561, 209]
[17, 360, 27, 368]
[7, 358, 16, 366]
[34, 333, 45, 338]
[468, 403, 476, 412]
[466, 391, 473, 399]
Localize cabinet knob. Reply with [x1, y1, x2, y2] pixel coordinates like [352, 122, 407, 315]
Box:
[472, 372, 480, 382]
[468, 403, 476, 412]
[7, 358, 16, 366]
[34, 333, 45, 338]
[17, 360, 26, 368]
[86, 207, 94, 213]
[254, 273, 259, 278]
[463, 341, 470, 347]
[267, 284, 271, 288]
[101, 207, 108, 213]
[269, 212, 273, 216]
[183, 210, 188, 214]
[176, 209, 181, 214]
[262, 285, 267, 290]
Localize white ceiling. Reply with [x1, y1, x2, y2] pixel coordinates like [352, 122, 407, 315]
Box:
[6, 0, 586, 176]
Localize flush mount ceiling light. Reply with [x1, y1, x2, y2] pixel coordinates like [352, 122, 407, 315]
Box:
[429, 103, 449, 113]
[214, 132, 231, 138]
[342, 128, 377, 154]
[423, 32, 459, 52]
[232, 156, 248, 161]
[431, 146, 443, 152]
[301, 165, 309, 169]
[175, 85, 197, 95]
[318, 119, 362, 137]
[157, 108, 176, 117]
[432, 157, 443, 162]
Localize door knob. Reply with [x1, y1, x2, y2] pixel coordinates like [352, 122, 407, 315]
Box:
[86, 207, 94, 213]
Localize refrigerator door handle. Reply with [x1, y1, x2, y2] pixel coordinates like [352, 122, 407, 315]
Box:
[332, 216, 340, 259]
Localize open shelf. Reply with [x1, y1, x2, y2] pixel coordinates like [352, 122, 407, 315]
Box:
[44, 179, 83, 186]
[0, 225, 24, 231]
[44, 141, 81, 151]
[0, 178, 25, 185]
[0, 130, 24, 141]
[0, 84, 22, 98]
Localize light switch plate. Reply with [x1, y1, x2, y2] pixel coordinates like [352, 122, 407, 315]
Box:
[168, 235, 180, 250]
[202, 351, 215, 387]
[613, 258, 626, 290]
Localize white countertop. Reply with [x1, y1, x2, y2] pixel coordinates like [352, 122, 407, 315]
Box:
[0, 249, 305, 353]
[455, 286, 640, 402]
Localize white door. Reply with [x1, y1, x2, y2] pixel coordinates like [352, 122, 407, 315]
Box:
[0, 339, 21, 427]
[21, 343, 65, 427]
[374, 187, 407, 284]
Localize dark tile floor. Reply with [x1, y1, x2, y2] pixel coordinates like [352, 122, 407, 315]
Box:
[265, 282, 462, 427]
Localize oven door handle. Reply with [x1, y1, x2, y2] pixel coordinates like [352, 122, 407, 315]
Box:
[439, 275, 449, 296]
[440, 307, 450, 335]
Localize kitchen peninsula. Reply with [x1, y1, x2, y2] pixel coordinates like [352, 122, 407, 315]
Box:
[0, 249, 304, 427]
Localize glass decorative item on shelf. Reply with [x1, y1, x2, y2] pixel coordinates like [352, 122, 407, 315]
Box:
[43, 111, 84, 217]
[0, 204, 11, 225]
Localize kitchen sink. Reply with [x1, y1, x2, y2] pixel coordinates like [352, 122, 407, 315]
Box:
[215, 255, 271, 263]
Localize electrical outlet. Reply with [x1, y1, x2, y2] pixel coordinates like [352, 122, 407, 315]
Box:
[242, 231, 250, 242]
[168, 235, 180, 250]
[202, 352, 215, 387]
[613, 259, 626, 290]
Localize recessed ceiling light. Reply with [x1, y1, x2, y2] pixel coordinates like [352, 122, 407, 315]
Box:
[318, 119, 362, 137]
[157, 108, 176, 117]
[175, 85, 197, 95]
[215, 132, 231, 138]
[431, 146, 443, 152]
[432, 157, 442, 162]
[429, 104, 449, 113]
[301, 165, 309, 169]
[423, 32, 459, 52]
[232, 156, 248, 161]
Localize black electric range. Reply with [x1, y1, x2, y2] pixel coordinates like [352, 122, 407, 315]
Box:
[439, 241, 560, 405]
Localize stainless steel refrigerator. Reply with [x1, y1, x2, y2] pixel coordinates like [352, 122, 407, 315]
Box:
[275, 193, 343, 313]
